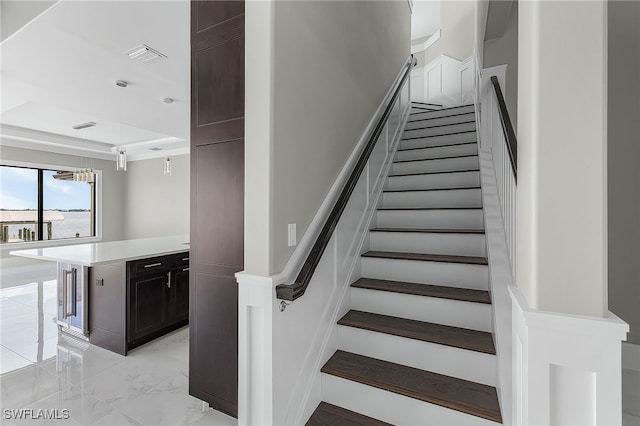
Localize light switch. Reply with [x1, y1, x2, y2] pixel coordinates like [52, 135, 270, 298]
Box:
[288, 223, 296, 247]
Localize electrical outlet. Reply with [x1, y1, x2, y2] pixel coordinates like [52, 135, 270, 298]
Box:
[288, 224, 296, 247]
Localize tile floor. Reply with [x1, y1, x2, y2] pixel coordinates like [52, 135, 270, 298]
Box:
[0, 262, 237, 426]
[1, 259, 638, 425]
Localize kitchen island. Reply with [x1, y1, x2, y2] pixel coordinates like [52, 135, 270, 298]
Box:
[11, 235, 190, 355]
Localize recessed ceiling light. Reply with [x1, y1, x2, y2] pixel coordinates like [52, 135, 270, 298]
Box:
[72, 122, 96, 130]
[124, 44, 167, 64]
[163, 98, 174, 104]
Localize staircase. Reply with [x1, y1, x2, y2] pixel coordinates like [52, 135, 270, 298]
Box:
[307, 104, 502, 425]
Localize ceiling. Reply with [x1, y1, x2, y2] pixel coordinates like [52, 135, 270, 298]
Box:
[411, 0, 441, 41]
[0, 0, 190, 162]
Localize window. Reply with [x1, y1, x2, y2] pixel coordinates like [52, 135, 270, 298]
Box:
[0, 165, 96, 243]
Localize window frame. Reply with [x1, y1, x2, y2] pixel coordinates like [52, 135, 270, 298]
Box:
[0, 160, 103, 251]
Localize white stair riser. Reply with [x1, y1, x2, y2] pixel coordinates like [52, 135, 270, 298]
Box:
[321, 374, 500, 426]
[400, 132, 477, 150]
[392, 156, 479, 175]
[350, 287, 493, 332]
[396, 143, 477, 162]
[403, 121, 476, 139]
[362, 257, 488, 290]
[370, 231, 486, 257]
[405, 112, 475, 130]
[409, 105, 475, 121]
[410, 108, 440, 115]
[382, 189, 482, 209]
[386, 171, 480, 191]
[338, 326, 496, 386]
[375, 209, 484, 230]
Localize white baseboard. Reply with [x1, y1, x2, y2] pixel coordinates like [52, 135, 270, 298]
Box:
[623, 342, 640, 372]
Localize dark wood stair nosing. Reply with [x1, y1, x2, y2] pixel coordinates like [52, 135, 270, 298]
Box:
[383, 186, 481, 193]
[388, 169, 480, 178]
[377, 206, 483, 211]
[321, 351, 503, 424]
[362, 250, 488, 265]
[403, 120, 476, 133]
[306, 402, 392, 426]
[401, 130, 477, 142]
[370, 227, 485, 234]
[337, 310, 496, 355]
[393, 154, 478, 164]
[411, 101, 444, 108]
[397, 141, 477, 152]
[407, 111, 476, 123]
[409, 104, 474, 114]
[351, 277, 491, 304]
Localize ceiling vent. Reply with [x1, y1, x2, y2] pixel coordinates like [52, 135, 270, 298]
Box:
[124, 44, 167, 64]
[72, 121, 96, 130]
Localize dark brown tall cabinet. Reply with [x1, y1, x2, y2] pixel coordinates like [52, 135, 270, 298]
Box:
[190, 1, 244, 417]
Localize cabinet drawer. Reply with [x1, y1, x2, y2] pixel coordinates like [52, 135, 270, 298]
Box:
[128, 256, 170, 277]
[171, 252, 190, 269]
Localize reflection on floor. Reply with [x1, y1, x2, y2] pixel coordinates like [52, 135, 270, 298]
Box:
[0, 265, 236, 426]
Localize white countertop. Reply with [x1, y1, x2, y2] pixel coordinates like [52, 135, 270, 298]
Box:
[10, 235, 189, 266]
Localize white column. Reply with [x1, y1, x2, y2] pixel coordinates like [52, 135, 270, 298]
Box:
[513, 2, 628, 424]
[516, 0, 608, 317]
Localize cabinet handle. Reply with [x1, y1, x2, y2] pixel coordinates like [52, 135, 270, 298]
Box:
[182, 257, 189, 262]
[166, 271, 171, 288]
[144, 262, 162, 269]
[183, 267, 190, 272]
[62, 269, 68, 318]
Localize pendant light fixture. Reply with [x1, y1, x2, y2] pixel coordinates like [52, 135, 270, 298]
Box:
[116, 80, 128, 172]
[71, 122, 95, 182]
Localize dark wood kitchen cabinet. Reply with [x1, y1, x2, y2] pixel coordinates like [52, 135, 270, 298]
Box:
[190, 0, 244, 418]
[127, 252, 190, 351]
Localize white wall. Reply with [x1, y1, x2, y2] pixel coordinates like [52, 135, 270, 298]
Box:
[516, 0, 608, 317]
[244, 0, 410, 276]
[483, 1, 518, 131]
[0, 145, 126, 256]
[440, 0, 475, 61]
[608, 0, 640, 345]
[123, 154, 189, 239]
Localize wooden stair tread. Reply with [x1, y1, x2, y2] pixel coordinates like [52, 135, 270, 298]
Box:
[393, 154, 478, 164]
[383, 186, 480, 193]
[362, 250, 488, 265]
[409, 104, 474, 114]
[397, 141, 477, 152]
[408, 111, 475, 123]
[377, 207, 482, 211]
[403, 120, 476, 132]
[401, 130, 477, 141]
[352, 277, 491, 304]
[370, 227, 485, 234]
[388, 169, 480, 177]
[321, 351, 503, 424]
[338, 310, 495, 354]
[306, 402, 391, 426]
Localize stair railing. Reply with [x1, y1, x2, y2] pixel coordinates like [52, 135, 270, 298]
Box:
[275, 55, 417, 303]
[485, 74, 517, 277]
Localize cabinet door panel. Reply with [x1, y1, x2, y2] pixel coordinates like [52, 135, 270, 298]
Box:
[171, 268, 189, 324]
[190, 272, 238, 415]
[129, 275, 169, 342]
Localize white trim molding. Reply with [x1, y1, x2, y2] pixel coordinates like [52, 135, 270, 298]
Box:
[410, 29, 440, 54]
[510, 287, 629, 425]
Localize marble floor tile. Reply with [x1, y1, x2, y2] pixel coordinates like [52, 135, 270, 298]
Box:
[118, 392, 235, 426]
[0, 364, 69, 409]
[88, 411, 143, 426]
[0, 345, 33, 374]
[22, 386, 113, 426]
